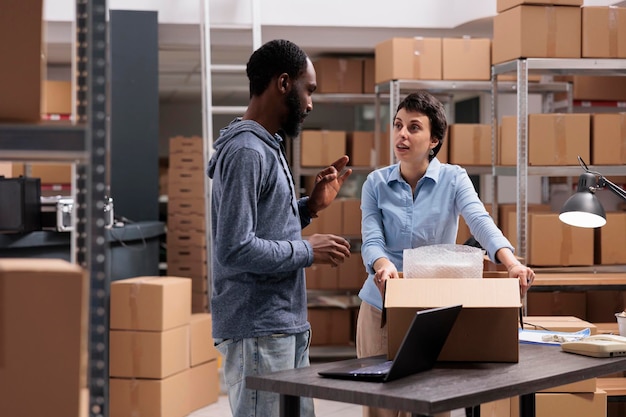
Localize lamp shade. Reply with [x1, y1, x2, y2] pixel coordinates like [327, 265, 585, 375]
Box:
[559, 172, 606, 228]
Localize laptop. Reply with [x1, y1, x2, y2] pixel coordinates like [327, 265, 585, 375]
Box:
[318, 304, 462, 383]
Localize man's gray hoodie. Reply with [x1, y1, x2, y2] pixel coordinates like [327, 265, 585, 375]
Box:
[207, 118, 315, 339]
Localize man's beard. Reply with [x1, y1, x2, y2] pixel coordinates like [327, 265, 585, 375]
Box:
[282, 88, 306, 138]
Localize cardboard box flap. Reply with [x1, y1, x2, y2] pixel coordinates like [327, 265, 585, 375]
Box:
[385, 278, 521, 309]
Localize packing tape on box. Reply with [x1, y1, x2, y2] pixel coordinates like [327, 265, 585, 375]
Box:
[337, 59, 348, 91]
[461, 35, 472, 53]
[555, 114, 566, 165]
[561, 222, 573, 265]
[609, 7, 619, 58]
[129, 282, 143, 379]
[412, 37, 424, 78]
[545, 7, 557, 57]
[621, 113, 626, 162]
[473, 125, 482, 165]
[130, 378, 140, 414]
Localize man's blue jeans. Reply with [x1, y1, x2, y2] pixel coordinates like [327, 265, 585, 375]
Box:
[214, 330, 315, 417]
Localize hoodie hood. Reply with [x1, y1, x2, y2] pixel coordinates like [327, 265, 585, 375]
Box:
[207, 118, 282, 179]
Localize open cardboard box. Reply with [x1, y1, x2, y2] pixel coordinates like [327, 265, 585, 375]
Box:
[385, 278, 521, 362]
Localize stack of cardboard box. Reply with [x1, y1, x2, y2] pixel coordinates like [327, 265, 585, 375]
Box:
[167, 136, 209, 313]
[0, 258, 89, 417]
[374, 36, 492, 84]
[109, 276, 220, 416]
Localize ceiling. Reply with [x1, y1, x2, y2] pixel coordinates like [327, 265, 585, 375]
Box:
[45, 17, 496, 103]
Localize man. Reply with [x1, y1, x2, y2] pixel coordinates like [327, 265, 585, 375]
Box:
[207, 39, 352, 417]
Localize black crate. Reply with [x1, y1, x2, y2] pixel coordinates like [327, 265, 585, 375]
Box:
[0, 176, 41, 233]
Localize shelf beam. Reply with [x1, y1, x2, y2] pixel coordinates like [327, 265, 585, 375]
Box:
[493, 58, 626, 76]
[0, 123, 87, 162]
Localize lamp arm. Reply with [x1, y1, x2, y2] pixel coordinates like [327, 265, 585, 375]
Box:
[597, 175, 626, 201]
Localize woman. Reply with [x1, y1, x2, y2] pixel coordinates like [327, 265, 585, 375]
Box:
[356, 91, 535, 417]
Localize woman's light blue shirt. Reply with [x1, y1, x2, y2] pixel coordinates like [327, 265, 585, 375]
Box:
[358, 158, 514, 311]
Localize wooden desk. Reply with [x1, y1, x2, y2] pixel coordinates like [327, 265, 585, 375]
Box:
[247, 344, 626, 417]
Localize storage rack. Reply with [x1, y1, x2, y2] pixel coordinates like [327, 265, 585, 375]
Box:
[0, 1, 109, 416]
[491, 58, 626, 267]
[375, 79, 571, 168]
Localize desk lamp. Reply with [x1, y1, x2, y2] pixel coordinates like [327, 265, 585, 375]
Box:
[559, 156, 626, 228]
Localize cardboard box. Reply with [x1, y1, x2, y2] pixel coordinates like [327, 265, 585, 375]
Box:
[169, 136, 203, 154]
[557, 75, 626, 101]
[308, 308, 353, 346]
[497, 203, 553, 245]
[306, 263, 339, 290]
[482, 388, 606, 417]
[110, 369, 191, 417]
[341, 198, 361, 236]
[442, 38, 491, 81]
[302, 198, 342, 235]
[12, 163, 72, 184]
[190, 313, 219, 366]
[0, 259, 88, 417]
[591, 113, 626, 165]
[0, 0, 44, 121]
[375, 37, 442, 84]
[528, 213, 594, 266]
[110, 276, 192, 331]
[527, 291, 587, 318]
[499, 116, 517, 166]
[169, 152, 204, 170]
[167, 229, 207, 247]
[168, 213, 206, 232]
[192, 292, 209, 313]
[168, 167, 206, 184]
[385, 278, 521, 362]
[167, 261, 207, 280]
[493, 5, 581, 65]
[523, 315, 597, 334]
[582, 6, 626, 58]
[337, 252, 366, 290]
[529, 113, 590, 166]
[167, 245, 207, 265]
[300, 130, 347, 167]
[314, 57, 363, 94]
[189, 360, 219, 411]
[363, 57, 376, 93]
[448, 124, 492, 165]
[347, 131, 375, 167]
[542, 378, 597, 393]
[497, 0, 583, 13]
[587, 290, 624, 322]
[599, 213, 626, 264]
[42, 80, 72, 114]
[109, 325, 190, 379]
[167, 198, 205, 215]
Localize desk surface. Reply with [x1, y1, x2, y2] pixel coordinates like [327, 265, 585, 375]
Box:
[247, 344, 626, 416]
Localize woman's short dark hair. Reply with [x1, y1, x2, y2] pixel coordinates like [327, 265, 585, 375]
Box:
[246, 39, 309, 97]
[395, 91, 448, 160]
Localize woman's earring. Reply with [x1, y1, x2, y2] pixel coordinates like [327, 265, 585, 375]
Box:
[429, 149, 434, 156]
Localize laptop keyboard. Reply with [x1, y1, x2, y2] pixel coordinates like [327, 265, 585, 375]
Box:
[350, 360, 393, 375]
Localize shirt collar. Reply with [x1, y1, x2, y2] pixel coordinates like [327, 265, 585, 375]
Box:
[387, 157, 442, 185]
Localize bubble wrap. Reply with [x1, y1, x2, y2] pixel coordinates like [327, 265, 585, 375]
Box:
[403, 244, 485, 279]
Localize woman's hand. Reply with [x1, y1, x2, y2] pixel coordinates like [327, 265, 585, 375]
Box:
[508, 263, 535, 297]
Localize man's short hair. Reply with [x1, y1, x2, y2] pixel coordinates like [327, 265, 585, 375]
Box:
[246, 39, 309, 97]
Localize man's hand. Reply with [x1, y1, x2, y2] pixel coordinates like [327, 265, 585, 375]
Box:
[307, 155, 353, 216]
[307, 234, 351, 267]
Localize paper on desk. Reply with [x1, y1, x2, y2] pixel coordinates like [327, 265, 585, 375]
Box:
[519, 328, 591, 346]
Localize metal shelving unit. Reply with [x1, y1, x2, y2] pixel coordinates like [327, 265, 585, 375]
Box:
[375, 79, 570, 168]
[491, 57, 626, 271]
[292, 93, 386, 195]
[0, 1, 109, 416]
